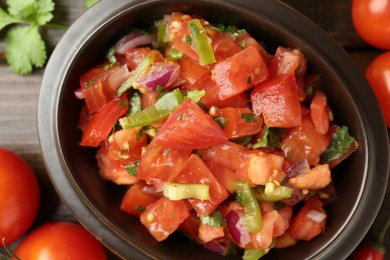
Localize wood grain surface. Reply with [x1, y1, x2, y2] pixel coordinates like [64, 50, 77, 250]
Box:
[0, 0, 388, 259]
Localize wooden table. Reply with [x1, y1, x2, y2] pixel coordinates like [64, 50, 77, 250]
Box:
[0, 0, 388, 258]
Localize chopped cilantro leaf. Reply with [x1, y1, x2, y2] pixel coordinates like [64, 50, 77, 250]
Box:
[241, 113, 259, 123]
[214, 116, 228, 129]
[6, 26, 46, 74]
[1, 0, 67, 74]
[135, 205, 146, 212]
[320, 126, 355, 163]
[8, 0, 54, 26]
[199, 209, 226, 227]
[177, 113, 187, 120]
[125, 161, 139, 175]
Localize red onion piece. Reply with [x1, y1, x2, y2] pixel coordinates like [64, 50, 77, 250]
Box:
[115, 32, 156, 54]
[74, 88, 84, 99]
[203, 240, 226, 254]
[137, 62, 180, 91]
[225, 210, 251, 246]
[307, 210, 327, 223]
[286, 159, 310, 178]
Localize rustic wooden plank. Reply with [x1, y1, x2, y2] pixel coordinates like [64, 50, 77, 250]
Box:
[282, 0, 370, 49]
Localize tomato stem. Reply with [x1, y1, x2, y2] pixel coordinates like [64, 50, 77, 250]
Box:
[377, 217, 390, 247]
[1, 238, 21, 260]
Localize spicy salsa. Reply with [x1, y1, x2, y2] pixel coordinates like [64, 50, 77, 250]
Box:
[75, 12, 358, 258]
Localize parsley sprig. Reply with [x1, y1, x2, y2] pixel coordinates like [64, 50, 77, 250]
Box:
[0, 0, 67, 74]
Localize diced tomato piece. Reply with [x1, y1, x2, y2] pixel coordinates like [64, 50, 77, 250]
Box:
[219, 201, 244, 217]
[80, 63, 129, 113]
[198, 223, 225, 243]
[120, 181, 160, 217]
[288, 164, 331, 190]
[107, 127, 147, 165]
[78, 103, 94, 131]
[153, 99, 228, 150]
[212, 46, 269, 100]
[96, 145, 137, 185]
[140, 197, 190, 241]
[274, 231, 297, 249]
[273, 206, 293, 237]
[281, 117, 331, 165]
[167, 12, 192, 44]
[251, 74, 302, 128]
[250, 210, 278, 250]
[124, 47, 165, 71]
[310, 91, 331, 135]
[82, 80, 107, 113]
[218, 107, 263, 139]
[179, 211, 201, 242]
[269, 46, 305, 77]
[195, 74, 249, 109]
[173, 154, 229, 216]
[236, 151, 284, 186]
[137, 142, 192, 191]
[141, 91, 158, 109]
[269, 46, 307, 99]
[201, 141, 247, 171]
[205, 161, 236, 194]
[80, 95, 129, 147]
[288, 196, 326, 241]
[171, 19, 199, 62]
[235, 32, 272, 64]
[212, 34, 242, 61]
[178, 57, 210, 87]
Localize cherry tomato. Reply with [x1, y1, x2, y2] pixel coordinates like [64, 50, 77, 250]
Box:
[14, 222, 107, 260]
[352, 0, 390, 49]
[364, 51, 390, 128]
[0, 147, 40, 247]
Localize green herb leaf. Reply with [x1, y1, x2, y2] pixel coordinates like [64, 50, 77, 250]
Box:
[214, 116, 228, 129]
[125, 161, 139, 175]
[183, 89, 206, 103]
[135, 205, 146, 212]
[0, 7, 18, 31]
[7, 0, 54, 26]
[6, 25, 46, 74]
[320, 125, 355, 163]
[199, 209, 226, 227]
[241, 113, 259, 123]
[84, 0, 100, 9]
[252, 127, 286, 150]
[106, 45, 117, 65]
[129, 90, 142, 115]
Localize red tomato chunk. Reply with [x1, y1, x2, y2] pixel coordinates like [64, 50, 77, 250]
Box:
[76, 12, 358, 258]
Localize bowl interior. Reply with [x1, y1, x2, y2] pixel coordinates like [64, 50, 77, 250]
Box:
[40, 0, 389, 259]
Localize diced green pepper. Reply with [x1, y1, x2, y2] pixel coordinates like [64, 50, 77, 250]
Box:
[243, 249, 265, 260]
[117, 54, 154, 96]
[254, 184, 293, 202]
[119, 88, 183, 128]
[234, 180, 262, 232]
[163, 182, 210, 201]
[188, 19, 216, 65]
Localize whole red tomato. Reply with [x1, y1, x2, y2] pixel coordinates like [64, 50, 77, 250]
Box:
[364, 51, 390, 128]
[14, 222, 107, 260]
[0, 147, 40, 247]
[352, 0, 390, 49]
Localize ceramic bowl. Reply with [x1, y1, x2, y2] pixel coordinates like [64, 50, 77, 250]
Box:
[38, 0, 390, 259]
